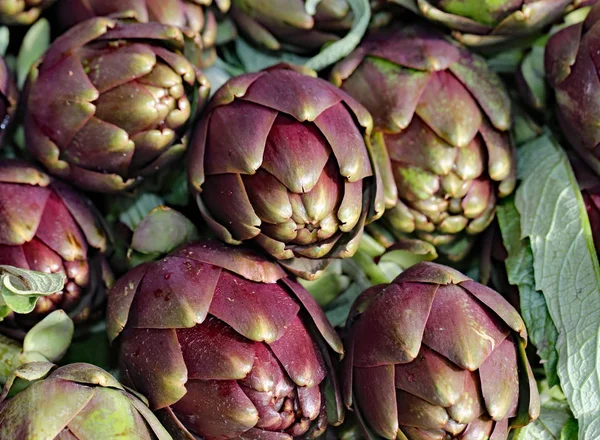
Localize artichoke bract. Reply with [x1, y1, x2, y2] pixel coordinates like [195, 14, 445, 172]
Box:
[546, 2, 600, 176]
[331, 27, 516, 250]
[56, 0, 230, 67]
[0, 55, 17, 147]
[107, 240, 345, 439]
[188, 64, 386, 279]
[343, 262, 540, 440]
[0, 160, 112, 333]
[394, 0, 571, 47]
[24, 18, 209, 193]
[230, 0, 351, 52]
[0, 0, 55, 25]
[0, 362, 172, 439]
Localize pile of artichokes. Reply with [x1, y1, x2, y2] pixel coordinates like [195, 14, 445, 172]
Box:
[0, 0, 598, 439]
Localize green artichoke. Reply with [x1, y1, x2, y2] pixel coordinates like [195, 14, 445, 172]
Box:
[230, 0, 352, 52]
[188, 64, 386, 279]
[343, 262, 540, 439]
[0, 160, 112, 335]
[107, 240, 344, 439]
[0, 0, 55, 25]
[24, 17, 209, 193]
[546, 2, 600, 176]
[0, 362, 172, 439]
[393, 0, 572, 47]
[56, 0, 230, 67]
[331, 27, 516, 251]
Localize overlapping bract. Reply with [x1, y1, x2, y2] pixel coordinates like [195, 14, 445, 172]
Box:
[546, 2, 600, 176]
[107, 240, 344, 440]
[0, 56, 17, 147]
[230, 0, 351, 52]
[331, 27, 516, 249]
[188, 64, 385, 277]
[0, 0, 55, 25]
[0, 160, 111, 332]
[395, 0, 572, 47]
[0, 362, 171, 439]
[24, 18, 209, 193]
[570, 153, 600, 253]
[56, 0, 230, 67]
[343, 262, 540, 440]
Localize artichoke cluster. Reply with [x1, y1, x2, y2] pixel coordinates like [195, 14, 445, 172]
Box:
[3, 0, 597, 438]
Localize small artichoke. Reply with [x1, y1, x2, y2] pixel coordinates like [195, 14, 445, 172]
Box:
[546, 1, 600, 176]
[24, 17, 209, 193]
[0, 160, 112, 334]
[331, 27, 516, 250]
[188, 64, 386, 279]
[107, 240, 344, 439]
[230, 0, 352, 52]
[343, 262, 540, 440]
[56, 0, 231, 67]
[394, 0, 572, 47]
[0, 0, 55, 25]
[0, 362, 172, 439]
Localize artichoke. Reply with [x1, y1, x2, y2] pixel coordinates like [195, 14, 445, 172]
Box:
[24, 17, 209, 193]
[230, 0, 352, 52]
[0, 56, 17, 148]
[107, 240, 344, 439]
[188, 64, 386, 279]
[331, 27, 516, 251]
[0, 0, 55, 25]
[343, 262, 540, 440]
[0, 160, 112, 334]
[56, 0, 231, 67]
[546, 2, 600, 176]
[0, 362, 172, 439]
[393, 0, 572, 47]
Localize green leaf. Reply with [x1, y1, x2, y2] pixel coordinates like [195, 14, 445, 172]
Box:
[513, 401, 574, 440]
[16, 18, 50, 89]
[0, 27, 9, 57]
[235, 38, 309, 73]
[0, 266, 66, 319]
[513, 381, 574, 440]
[515, 132, 600, 438]
[118, 193, 164, 231]
[497, 199, 559, 386]
[22, 311, 74, 363]
[130, 206, 199, 255]
[305, 0, 370, 71]
[305, 0, 321, 15]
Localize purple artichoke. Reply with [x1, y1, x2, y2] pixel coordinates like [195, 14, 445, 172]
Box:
[0, 362, 172, 439]
[0, 55, 17, 147]
[343, 262, 540, 440]
[107, 240, 345, 439]
[0, 0, 55, 25]
[395, 0, 572, 47]
[188, 64, 386, 279]
[56, 0, 231, 67]
[230, 0, 351, 52]
[546, 2, 600, 176]
[331, 27, 516, 250]
[0, 160, 112, 334]
[24, 17, 209, 193]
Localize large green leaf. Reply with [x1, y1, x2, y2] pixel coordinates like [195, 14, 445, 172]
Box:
[515, 132, 600, 439]
[497, 199, 559, 387]
[0, 266, 66, 319]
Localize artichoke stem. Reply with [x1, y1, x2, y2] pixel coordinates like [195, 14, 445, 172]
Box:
[352, 249, 392, 285]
